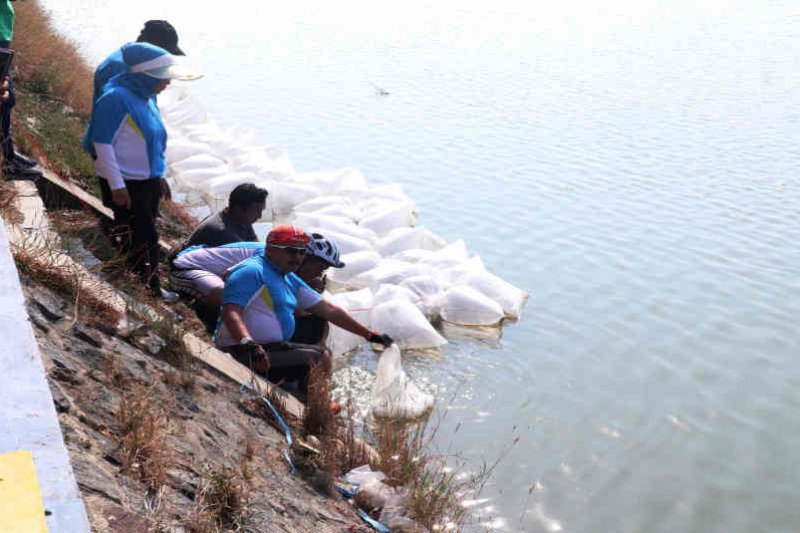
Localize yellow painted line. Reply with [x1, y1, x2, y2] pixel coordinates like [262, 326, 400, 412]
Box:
[0, 450, 48, 533]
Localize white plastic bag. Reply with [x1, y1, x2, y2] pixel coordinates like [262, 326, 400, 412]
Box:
[359, 201, 417, 236]
[376, 227, 447, 257]
[328, 250, 382, 284]
[440, 285, 504, 326]
[462, 270, 528, 318]
[371, 345, 435, 419]
[370, 299, 446, 350]
[325, 288, 374, 357]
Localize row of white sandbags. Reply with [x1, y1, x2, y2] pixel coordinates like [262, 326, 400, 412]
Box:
[161, 92, 424, 227]
[158, 91, 527, 354]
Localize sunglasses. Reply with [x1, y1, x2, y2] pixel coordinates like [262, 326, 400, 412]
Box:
[272, 245, 307, 256]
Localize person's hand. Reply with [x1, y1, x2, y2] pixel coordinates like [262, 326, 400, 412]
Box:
[247, 343, 270, 374]
[0, 91, 8, 102]
[367, 331, 394, 346]
[160, 179, 172, 201]
[1, 77, 9, 91]
[111, 187, 132, 209]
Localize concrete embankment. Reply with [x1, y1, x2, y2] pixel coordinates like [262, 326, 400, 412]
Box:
[0, 185, 90, 531]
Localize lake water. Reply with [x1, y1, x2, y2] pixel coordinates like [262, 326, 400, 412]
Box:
[39, 0, 800, 531]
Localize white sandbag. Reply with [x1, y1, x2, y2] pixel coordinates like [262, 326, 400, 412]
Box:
[370, 299, 446, 350]
[268, 181, 322, 216]
[294, 195, 351, 213]
[440, 285, 504, 326]
[350, 260, 429, 290]
[462, 270, 528, 319]
[296, 168, 367, 195]
[307, 229, 372, 256]
[173, 166, 229, 188]
[165, 139, 210, 164]
[373, 284, 418, 306]
[376, 227, 447, 257]
[371, 344, 435, 419]
[292, 213, 376, 243]
[399, 275, 447, 318]
[441, 255, 486, 285]
[418, 239, 470, 269]
[328, 250, 382, 284]
[359, 201, 417, 236]
[203, 171, 258, 200]
[183, 122, 225, 145]
[328, 167, 368, 194]
[326, 288, 373, 357]
[170, 153, 227, 173]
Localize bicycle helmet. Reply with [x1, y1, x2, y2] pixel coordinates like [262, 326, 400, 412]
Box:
[307, 233, 345, 268]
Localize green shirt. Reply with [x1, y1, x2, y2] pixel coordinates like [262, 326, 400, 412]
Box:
[0, 1, 14, 43]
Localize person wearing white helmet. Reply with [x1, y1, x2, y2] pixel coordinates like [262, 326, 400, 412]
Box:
[291, 232, 347, 345]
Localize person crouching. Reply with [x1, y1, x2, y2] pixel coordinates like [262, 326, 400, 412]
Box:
[215, 226, 392, 392]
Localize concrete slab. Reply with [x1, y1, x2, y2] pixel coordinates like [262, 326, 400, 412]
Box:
[0, 214, 90, 531]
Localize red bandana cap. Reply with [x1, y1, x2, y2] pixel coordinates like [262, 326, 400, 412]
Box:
[267, 225, 310, 247]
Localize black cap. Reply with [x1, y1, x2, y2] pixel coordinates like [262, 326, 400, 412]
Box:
[137, 20, 184, 56]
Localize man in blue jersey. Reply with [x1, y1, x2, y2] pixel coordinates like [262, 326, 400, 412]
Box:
[216, 226, 392, 389]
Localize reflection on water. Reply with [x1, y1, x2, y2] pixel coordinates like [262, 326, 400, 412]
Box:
[41, 0, 800, 530]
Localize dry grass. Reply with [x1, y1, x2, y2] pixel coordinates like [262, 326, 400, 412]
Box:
[13, 2, 94, 118]
[11, 233, 123, 327]
[368, 414, 514, 531]
[303, 362, 335, 438]
[0, 182, 23, 224]
[185, 464, 255, 532]
[116, 385, 171, 491]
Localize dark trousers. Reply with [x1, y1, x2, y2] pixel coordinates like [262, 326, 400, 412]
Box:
[230, 342, 328, 392]
[0, 39, 15, 161]
[99, 177, 163, 291]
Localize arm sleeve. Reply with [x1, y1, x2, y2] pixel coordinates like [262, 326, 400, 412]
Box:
[90, 93, 128, 190]
[222, 262, 262, 307]
[292, 275, 324, 311]
[94, 143, 125, 190]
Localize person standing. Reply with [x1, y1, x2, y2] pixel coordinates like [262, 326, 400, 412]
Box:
[91, 20, 185, 104]
[0, 0, 42, 180]
[84, 42, 199, 299]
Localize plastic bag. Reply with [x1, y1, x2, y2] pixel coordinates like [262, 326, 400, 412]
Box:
[399, 275, 447, 318]
[325, 288, 373, 357]
[370, 299, 446, 350]
[350, 260, 429, 290]
[268, 181, 322, 216]
[328, 250, 382, 284]
[371, 345, 435, 419]
[462, 270, 528, 319]
[376, 227, 447, 257]
[440, 285, 505, 326]
[359, 200, 417, 236]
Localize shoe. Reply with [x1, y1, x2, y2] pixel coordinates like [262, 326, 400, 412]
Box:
[12, 153, 38, 168]
[3, 160, 42, 181]
[159, 288, 180, 302]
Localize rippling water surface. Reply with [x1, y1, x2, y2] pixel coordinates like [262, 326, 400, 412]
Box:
[41, 0, 800, 530]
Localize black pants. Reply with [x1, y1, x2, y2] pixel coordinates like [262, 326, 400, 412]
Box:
[229, 342, 328, 392]
[0, 39, 15, 162]
[99, 177, 163, 291]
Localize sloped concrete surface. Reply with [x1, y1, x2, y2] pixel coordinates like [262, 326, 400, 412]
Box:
[0, 214, 90, 531]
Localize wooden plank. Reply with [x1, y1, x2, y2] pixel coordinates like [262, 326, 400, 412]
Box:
[183, 333, 306, 419]
[0, 451, 49, 533]
[38, 167, 113, 219]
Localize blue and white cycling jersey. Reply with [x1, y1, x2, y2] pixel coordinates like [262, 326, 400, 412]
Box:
[214, 254, 322, 347]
